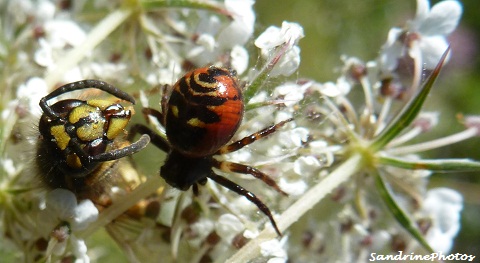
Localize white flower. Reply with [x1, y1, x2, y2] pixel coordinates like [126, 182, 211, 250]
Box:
[184, 0, 255, 72]
[279, 177, 307, 196]
[293, 156, 321, 176]
[421, 187, 463, 252]
[41, 189, 98, 261]
[313, 76, 351, 97]
[215, 213, 244, 242]
[272, 81, 310, 107]
[255, 21, 304, 76]
[255, 21, 304, 49]
[35, 0, 56, 23]
[43, 19, 87, 49]
[270, 46, 301, 77]
[277, 127, 309, 148]
[260, 237, 288, 262]
[379, 0, 462, 71]
[35, 38, 55, 67]
[230, 45, 249, 74]
[217, 0, 255, 48]
[16, 77, 49, 115]
[44, 189, 98, 231]
[34, 18, 87, 70]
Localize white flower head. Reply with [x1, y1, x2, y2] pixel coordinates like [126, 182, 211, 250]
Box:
[34, 17, 87, 70]
[379, 0, 462, 71]
[260, 237, 288, 261]
[255, 21, 304, 76]
[45, 189, 99, 231]
[312, 76, 352, 97]
[270, 46, 301, 77]
[40, 189, 97, 262]
[43, 19, 87, 49]
[16, 77, 49, 115]
[217, 0, 255, 48]
[230, 45, 249, 75]
[421, 187, 463, 252]
[272, 81, 311, 107]
[255, 21, 304, 50]
[279, 177, 308, 196]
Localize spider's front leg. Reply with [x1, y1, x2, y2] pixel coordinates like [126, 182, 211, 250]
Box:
[207, 171, 283, 237]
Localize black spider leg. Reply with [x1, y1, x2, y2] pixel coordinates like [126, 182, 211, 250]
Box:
[212, 159, 287, 196]
[127, 106, 170, 153]
[216, 118, 294, 154]
[207, 172, 282, 237]
[142, 107, 166, 127]
[40, 79, 135, 118]
[128, 124, 170, 153]
[160, 84, 170, 125]
[91, 134, 151, 162]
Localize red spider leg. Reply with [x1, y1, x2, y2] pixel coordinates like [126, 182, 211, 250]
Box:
[216, 118, 294, 155]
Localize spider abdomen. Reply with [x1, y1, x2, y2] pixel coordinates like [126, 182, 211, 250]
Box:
[166, 66, 244, 157]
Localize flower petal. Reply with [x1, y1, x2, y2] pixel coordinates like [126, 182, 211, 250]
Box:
[72, 200, 99, 230]
[415, 0, 431, 23]
[46, 189, 77, 219]
[422, 188, 463, 253]
[418, 0, 462, 36]
[418, 35, 449, 69]
[255, 26, 283, 49]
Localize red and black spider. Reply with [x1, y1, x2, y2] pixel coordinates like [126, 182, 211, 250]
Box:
[131, 66, 292, 236]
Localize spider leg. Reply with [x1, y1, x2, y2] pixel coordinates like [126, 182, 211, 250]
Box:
[212, 159, 287, 196]
[40, 80, 135, 118]
[128, 124, 170, 152]
[160, 84, 170, 121]
[207, 172, 282, 236]
[91, 134, 150, 162]
[142, 107, 165, 127]
[216, 118, 294, 155]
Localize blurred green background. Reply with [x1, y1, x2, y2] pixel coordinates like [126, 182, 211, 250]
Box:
[256, 0, 480, 257]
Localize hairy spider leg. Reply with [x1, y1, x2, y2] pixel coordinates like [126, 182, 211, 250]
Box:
[216, 118, 294, 154]
[207, 172, 282, 236]
[212, 159, 287, 196]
